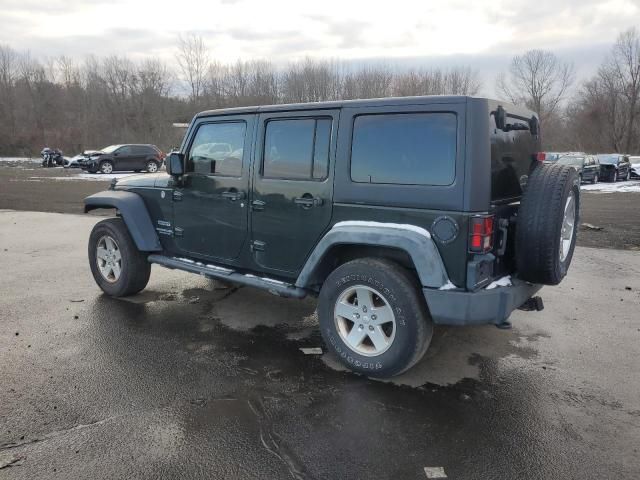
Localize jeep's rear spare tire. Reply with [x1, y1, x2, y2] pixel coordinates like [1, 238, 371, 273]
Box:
[515, 163, 580, 285]
[318, 258, 433, 378]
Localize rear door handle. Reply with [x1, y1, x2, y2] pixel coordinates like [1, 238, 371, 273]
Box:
[221, 190, 245, 201]
[294, 196, 323, 208]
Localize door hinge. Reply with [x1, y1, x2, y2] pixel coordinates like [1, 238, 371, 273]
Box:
[174, 227, 184, 237]
[173, 191, 183, 202]
[250, 240, 265, 252]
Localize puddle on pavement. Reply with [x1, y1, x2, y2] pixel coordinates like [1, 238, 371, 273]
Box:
[95, 281, 548, 396]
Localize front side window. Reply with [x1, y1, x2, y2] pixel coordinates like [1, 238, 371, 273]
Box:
[187, 122, 246, 176]
[263, 118, 332, 180]
[116, 146, 132, 156]
[350, 112, 457, 185]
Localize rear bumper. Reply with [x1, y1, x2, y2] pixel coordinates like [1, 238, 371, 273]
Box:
[423, 279, 543, 326]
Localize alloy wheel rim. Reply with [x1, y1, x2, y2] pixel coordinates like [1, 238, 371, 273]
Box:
[102, 163, 113, 174]
[96, 235, 122, 283]
[334, 285, 396, 357]
[148, 162, 158, 172]
[560, 191, 576, 262]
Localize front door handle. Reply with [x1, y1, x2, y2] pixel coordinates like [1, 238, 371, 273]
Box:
[294, 196, 323, 209]
[221, 189, 246, 201]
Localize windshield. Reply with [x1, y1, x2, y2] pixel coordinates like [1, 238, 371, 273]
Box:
[597, 154, 618, 165]
[101, 145, 120, 154]
[557, 156, 584, 166]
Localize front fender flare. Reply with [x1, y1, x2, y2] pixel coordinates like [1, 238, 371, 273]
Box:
[295, 221, 450, 289]
[84, 190, 162, 252]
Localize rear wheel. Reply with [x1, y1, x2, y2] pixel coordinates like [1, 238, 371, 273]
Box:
[88, 218, 151, 297]
[515, 163, 580, 285]
[592, 173, 599, 184]
[318, 258, 433, 378]
[146, 160, 159, 173]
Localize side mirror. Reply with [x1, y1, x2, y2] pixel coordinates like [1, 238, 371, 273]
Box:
[493, 105, 506, 131]
[167, 152, 184, 176]
[529, 115, 540, 136]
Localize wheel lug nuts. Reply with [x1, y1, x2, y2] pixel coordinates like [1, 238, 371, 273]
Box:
[369, 326, 374, 331]
[359, 324, 364, 329]
[362, 306, 367, 312]
[371, 315, 377, 320]
[355, 313, 360, 319]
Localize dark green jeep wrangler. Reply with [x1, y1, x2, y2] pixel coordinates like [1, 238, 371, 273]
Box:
[84, 96, 579, 377]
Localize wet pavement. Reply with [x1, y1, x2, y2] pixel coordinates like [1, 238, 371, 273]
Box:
[1, 210, 639, 479]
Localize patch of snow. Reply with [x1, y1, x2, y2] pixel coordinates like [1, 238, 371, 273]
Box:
[175, 257, 195, 264]
[35, 173, 137, 181]
[485, 275, 512, 290]
[424, 467, 447, 479]
[0, 157, 40, 163]
[333, 220, 431, 238]
[439, 280, 457, 290]
[581, 181, 640, 193]
[205, 264, 233, 273]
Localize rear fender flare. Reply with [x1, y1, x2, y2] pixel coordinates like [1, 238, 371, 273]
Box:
[84, 190, 161, 252]
[295, 221, 450, 289]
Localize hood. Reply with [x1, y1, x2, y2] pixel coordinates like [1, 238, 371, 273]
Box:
[114, 172, 171, 189]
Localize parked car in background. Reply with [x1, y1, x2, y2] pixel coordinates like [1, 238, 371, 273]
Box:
[556, 154, 600, 183]
[81, 144, 164, 174]
[65, 150, 100, 168]
[596, 154, 631, 182]
[541, 152, 564, 163]
[629, 156, 640, 179]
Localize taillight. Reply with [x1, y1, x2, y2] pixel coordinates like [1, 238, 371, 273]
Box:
[534, 152, 546, 162]
[469, 215, 495, 253]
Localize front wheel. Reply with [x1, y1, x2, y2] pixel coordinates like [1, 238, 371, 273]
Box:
[88, 218, 151, 297]
[613, 171, 618, 182]
[626, 170, 631, 181]
[146, 160, 159, 173]
[100, 160, 114, 174]
[592, 173, 598, 184]
[318, 258, 433, 378]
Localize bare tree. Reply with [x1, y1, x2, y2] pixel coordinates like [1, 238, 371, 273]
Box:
[607, 27, 640, 153]
[497, 49, 575, 121]
[175, 34, 209, 104]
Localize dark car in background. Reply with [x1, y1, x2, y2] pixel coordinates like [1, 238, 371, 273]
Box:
[597, 154, 631, 182]
[81, 144, 164, 174]
[556, 154, 600, 183]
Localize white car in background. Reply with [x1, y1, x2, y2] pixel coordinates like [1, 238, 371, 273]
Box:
[64, 150, 100, 168]
[630, 156, 640, 179]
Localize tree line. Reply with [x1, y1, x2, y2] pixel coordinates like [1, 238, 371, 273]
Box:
[0, 27, 638, 156]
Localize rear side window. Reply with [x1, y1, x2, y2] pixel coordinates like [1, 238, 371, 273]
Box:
[187, 122, 246, 176]
[263, 118, 332, 180]
[350, 113, 456, 185]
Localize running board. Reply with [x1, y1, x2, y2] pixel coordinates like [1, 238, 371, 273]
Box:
[147, 254, 307, 299]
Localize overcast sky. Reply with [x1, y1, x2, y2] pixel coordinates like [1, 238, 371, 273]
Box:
[1, 0, 639, 95]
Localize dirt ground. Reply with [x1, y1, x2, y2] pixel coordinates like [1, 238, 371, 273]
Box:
[1, 160, 639, 250]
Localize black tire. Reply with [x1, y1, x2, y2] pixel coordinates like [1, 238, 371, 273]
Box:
[88, 218, 151, 297]
[515, 163, 580, 285]
[100, 160, 114, 174]
[613, 171, 618, 182]
[318, 258, 433, 378]
[626, 170, 631, 181]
